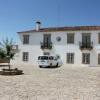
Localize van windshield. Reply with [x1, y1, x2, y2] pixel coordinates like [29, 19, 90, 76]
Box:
[38, 56, 49, 60]
[49, 56, 54, 60]
[38, 56, 54, 60]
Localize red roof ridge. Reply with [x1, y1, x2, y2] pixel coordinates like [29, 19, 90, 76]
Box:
[18, 26, 100, 33]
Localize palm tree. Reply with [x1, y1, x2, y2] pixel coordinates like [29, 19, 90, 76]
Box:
[0, 38, 15, 70]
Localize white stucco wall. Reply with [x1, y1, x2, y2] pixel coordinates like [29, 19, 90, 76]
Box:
[11, 30, 100, 67]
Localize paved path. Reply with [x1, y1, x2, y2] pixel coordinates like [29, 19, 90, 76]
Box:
[0, 66, 100, 100]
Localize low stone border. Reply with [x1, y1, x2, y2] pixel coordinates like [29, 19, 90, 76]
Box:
[0, 68, 24, 75]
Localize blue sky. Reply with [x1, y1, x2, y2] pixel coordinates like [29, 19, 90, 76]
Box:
[0, 0, 100, 43]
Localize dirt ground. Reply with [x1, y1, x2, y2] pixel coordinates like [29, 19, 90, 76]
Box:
[0, 65, 100, 100]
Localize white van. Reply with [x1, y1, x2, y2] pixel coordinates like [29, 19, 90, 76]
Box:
[38, 55, 62, 68]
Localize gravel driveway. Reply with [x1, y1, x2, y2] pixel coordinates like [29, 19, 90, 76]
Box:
[0, 65, 100, 100]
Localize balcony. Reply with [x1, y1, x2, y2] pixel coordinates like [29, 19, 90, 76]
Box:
[40, 42, 52, 49]
[79, 42, 93, 50]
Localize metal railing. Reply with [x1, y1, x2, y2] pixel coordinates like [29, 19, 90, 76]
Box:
[79, 42, 93, 50]
[40, 42, 52, 49]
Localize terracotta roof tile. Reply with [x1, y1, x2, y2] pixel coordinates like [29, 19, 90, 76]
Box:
[18, 26, 100, 33]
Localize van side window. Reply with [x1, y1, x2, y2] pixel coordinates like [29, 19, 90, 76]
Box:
[49, 56, 53, 60]
[38, 56, 41, 60]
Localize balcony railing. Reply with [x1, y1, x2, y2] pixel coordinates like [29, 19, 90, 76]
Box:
[40, 42, 52, 49]
[79, 42, 93, 50]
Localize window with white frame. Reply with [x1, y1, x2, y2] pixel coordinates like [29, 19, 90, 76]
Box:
[98, 54, 100, 64]
[98, 33, 100, 44]
[67, 53, 74, 63]
[82, 53, 90, 64]
[67, 33, 74, 44]
[23, 35, 29, 44]
[23, 52, 29, 61]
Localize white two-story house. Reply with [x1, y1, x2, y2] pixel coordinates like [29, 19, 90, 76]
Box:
[13, 21, 100, 67]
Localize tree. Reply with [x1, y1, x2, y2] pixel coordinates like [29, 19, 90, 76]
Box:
[0, 38, 15, 70]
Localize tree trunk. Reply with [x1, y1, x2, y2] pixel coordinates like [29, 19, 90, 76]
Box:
[8, 59, 10, 70]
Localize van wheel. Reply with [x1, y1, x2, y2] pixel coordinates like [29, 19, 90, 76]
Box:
[39, 66, 42, 68]
[50, 63, 52, 67]
[56, 63, 58, 67]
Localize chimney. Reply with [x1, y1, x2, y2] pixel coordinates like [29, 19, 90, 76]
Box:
[36, 21, 41, 31]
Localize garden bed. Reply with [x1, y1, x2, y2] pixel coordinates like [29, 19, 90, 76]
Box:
[0, 68, 23, 75]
